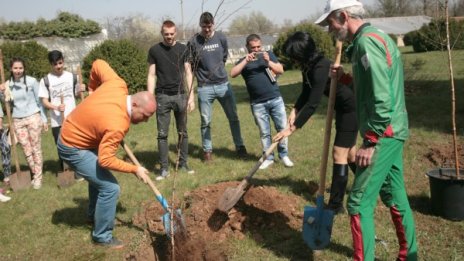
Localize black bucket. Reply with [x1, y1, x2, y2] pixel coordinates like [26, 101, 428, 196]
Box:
[426, 168, 464, 221]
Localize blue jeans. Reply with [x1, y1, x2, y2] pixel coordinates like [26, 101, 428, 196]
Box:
[197, 82, 244, 152]
[156, 93, 188, 170]
[57, 137, 120, 243]
[251, 96, 288, 160]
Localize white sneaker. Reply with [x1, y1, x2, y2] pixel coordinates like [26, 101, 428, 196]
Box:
[155, 169, 170, 181]
[0, 193, 11, 202]
[32, 179, 42, 190]
[259, 159, 274, 170]
[281, 156, 294, 167]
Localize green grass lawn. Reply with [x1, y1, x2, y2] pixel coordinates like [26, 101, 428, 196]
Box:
[0, 47, 463, 260]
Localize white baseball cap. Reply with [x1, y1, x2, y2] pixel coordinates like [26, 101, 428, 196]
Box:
[315, 0, 363, 26]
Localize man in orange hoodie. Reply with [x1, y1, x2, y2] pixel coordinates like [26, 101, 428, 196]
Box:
[57, 59, 156, 249]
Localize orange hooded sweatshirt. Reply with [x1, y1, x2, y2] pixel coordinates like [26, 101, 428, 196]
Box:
[60, 59, 137, 174]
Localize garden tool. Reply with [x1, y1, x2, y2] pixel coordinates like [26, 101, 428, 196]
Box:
[57, 93, 76, 188]
[120, 140, 185, 236]
[302, 40, 343, 250]
[0, 49, 31, 191]
[218, 141, 279, 212]
[76, 65, 85, 100]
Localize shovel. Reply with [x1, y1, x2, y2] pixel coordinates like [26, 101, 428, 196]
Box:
[0, 49, 31, 191]
[76, 65, 86, 100]
[120, 140, 185, 236]
[57, 93, 76, 188]
[302, 40, 343, 250]
[217, 141, 279, 212]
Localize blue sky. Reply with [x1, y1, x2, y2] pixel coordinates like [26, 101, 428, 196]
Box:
[0, 0, 377, 30]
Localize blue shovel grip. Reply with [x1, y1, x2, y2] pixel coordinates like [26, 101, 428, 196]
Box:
[156, 194, 170, 212]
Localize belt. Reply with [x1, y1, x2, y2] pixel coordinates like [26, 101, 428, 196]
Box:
[155, 89, 184, 96]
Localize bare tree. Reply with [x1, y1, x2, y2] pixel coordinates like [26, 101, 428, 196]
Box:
[374, 0, 415, 17]
[452, 0, 464, 15]
[228, 11, 275, 35]
[103, 14, 160, 50]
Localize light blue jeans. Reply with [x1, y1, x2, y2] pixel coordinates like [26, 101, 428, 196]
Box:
[197, 82, 244, 152]
[251, 96, 288, 160]
[57, 137, 120, 244]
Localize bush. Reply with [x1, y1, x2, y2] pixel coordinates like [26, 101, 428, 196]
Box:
[83, 39, 147, 93]
[273, 22, 334, 69]
[403, 31, 416, 46]
[388, 34, 398, 44]
[410, 19, 464, 52]
[0, 12, 101, 40]
[0, 41, 49, 80]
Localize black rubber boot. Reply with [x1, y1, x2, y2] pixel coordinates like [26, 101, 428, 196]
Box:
[348, 162, 357, 174]
[328, 164, 349, 215]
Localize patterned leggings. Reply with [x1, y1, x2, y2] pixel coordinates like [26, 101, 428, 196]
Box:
[13, 113, 43, 181]
[0, 128, 11, 178]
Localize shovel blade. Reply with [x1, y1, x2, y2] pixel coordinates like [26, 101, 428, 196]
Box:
[302, 195, 334, 250]
[217, 187, 243, 212]
[9, 171, 31, 192]
[162, 209, 185, 236]
[57, 170, 76, 188]
[217, 182, 248, 213]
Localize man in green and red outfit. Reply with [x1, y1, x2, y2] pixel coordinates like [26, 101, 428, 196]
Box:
[316, 0, 418, 260]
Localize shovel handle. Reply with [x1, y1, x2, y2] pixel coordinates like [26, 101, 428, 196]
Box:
[60, 94, 65, 123]
[245, 141, 279, 181]
[76, 65, 85, 100]
[317, 40, 343, 196]
[120, 140, 170, 211]
[0, 49, 21, 172]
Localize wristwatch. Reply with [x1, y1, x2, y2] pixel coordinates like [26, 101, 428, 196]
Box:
[362, 139, 376, 148]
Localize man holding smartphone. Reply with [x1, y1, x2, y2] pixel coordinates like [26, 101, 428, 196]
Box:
[230, 34, 294, 169]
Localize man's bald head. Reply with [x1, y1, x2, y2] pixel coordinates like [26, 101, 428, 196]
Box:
[130, 91, 157, 124]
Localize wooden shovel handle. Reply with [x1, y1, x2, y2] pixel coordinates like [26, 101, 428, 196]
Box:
[317, 40, 343, 196]
[76, 65, 85, 100]
[0, 49, 21, 172]
[60, 94, 65, 123]
[120, 140, 163, 199]
[245, 141, 279, 182]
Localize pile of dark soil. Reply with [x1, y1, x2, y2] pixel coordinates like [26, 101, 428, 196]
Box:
[425, 142, 464, 168]
[128, 181, 307, 260]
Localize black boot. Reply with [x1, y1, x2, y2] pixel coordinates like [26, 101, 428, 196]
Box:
[328, 164, 349, 215]
[348, 162, 357, 174]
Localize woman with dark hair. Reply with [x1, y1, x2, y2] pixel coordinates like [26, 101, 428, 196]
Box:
[273, 31, 357, 214]
[0, 57, 48, 189]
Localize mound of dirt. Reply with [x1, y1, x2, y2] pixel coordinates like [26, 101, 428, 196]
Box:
[425, 142, 464, 168]
[128, 181, 306, 260]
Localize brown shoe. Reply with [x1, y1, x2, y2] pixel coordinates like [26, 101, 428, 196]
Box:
[203, 151, 213, 162]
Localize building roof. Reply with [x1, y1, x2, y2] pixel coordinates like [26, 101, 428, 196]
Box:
[365, 15, 432, 35]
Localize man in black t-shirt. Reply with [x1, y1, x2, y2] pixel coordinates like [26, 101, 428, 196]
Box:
[147, 20, 194, 180]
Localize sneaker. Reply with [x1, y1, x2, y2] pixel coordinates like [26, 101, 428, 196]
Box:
[179, 165, 195, 174]
[75, 172, 85, 182]
[259, 159, 274, 170]
[93, 237, 124, 249]
[236, 146, 248, 157]
[32, 179, 42, 190]
[0, 192, 11, 202]
[203, 151, 213, 162]
[155, 169, 170, 181]
[86, 218, 94, 225]
[281, 156, 294, 167]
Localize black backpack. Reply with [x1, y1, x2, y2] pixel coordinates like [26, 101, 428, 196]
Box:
[43, 73, 78, 102]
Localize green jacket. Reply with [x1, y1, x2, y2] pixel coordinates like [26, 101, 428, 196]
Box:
[347, 23, 409, 142]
